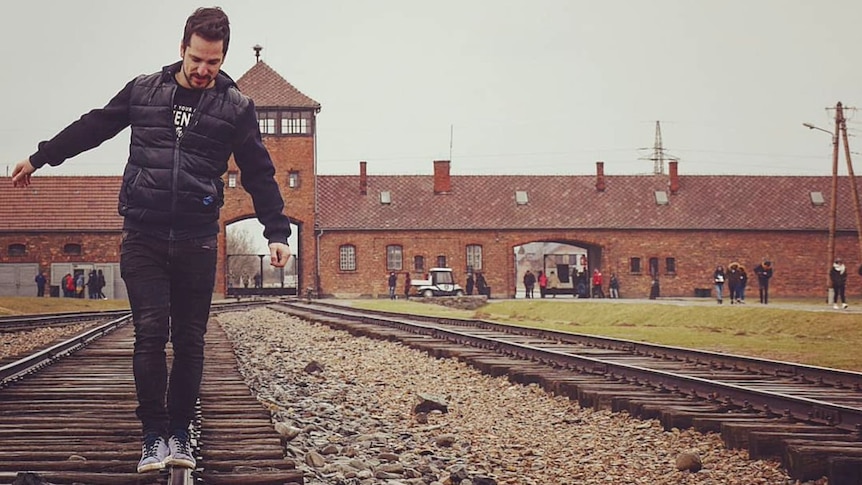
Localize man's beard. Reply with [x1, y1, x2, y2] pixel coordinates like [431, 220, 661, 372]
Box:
[183, 70, 213, 90]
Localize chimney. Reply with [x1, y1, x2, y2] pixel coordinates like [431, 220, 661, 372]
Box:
[595, 161, 606, 192]
[433, 160, 451, 194]
[668, 160, 679, 195]
[359, 161, 367, 195]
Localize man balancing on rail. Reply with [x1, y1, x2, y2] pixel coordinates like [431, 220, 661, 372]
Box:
[10, 7, 292, 473]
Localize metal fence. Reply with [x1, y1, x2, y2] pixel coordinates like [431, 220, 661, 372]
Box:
[225, 254, 297, 297]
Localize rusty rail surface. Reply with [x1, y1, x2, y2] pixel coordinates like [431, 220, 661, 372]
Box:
[274, 300, 862, 485]
[0, 302, 302, 485]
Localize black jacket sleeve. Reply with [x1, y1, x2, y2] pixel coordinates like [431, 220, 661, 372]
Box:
[231, 98, 292, 245]
[30, 79, 134, 168]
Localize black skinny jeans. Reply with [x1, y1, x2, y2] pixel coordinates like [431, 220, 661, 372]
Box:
[121, 230, 217, 436]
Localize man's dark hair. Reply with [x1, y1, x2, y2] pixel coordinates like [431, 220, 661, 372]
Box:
[183, 7, 230, 55]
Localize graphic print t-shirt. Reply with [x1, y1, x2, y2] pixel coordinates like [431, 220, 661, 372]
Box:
[173, 85, 202, 138]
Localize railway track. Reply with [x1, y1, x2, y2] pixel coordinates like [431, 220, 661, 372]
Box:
[273, 300, 862, 484]
[0, 310, 131, 331]
[0, 299, 303, 485]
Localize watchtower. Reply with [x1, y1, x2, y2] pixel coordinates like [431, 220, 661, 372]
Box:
[217, 48, 321, 296]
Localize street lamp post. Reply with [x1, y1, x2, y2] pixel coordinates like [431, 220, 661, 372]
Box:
[803, 116, 841, 304]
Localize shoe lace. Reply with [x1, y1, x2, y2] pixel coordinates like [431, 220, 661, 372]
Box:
[143, 434, 162, 455]
[171, 430, 192, 453]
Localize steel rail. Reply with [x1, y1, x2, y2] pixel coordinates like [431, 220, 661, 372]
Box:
[0, 299, 274, 389]
[281, 301, 862, 432]
[0, 313, 132, 387]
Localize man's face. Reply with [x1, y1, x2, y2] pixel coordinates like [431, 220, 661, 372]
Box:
[178, 33, 225, 90]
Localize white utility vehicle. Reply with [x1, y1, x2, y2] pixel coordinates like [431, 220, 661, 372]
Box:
[411, 268, 464, 297]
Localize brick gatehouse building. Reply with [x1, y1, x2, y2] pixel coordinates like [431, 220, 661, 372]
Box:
[1, 59, 860, 300]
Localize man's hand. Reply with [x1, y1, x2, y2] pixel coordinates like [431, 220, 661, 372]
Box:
[268, 242, 292, 268]
[11, 159, 36, 188]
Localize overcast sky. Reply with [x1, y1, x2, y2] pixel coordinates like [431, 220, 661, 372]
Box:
[2, 0, 862, 179]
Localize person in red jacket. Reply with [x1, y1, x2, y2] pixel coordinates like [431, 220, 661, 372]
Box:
[537, 270, 548, 298]
[592, 269, 605, 298]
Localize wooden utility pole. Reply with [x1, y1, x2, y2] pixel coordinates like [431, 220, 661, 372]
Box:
[826, 103, 841, 302]
[839, 106, 862, 269]
[823, 101, 862, 302]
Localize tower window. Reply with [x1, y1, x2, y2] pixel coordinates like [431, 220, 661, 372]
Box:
[257, 111, 277, 134]
[255, 109, 315, 136]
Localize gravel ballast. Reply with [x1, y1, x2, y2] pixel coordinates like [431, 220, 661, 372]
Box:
[217, 308, 808, 485]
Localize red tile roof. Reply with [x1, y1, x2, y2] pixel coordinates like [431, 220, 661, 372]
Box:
[316, 173, 857, 232]
[0, 176, 123, 232]
[1, 173, 856, 234]
[236, 61, 320, 110]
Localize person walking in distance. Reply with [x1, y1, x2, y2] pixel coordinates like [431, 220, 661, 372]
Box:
[388, 272, 397, 300]
[537, 270, 548, 298]
[713, 265, 726, 304]
[754, 260, 773, 304]
[592, 268, 605, 298]
[10, 7, 292, 473]
[97, 269, 107, 299]
[609, 273, 620, 299]
[727, 262, 741, 304]
[476, 272, 488, 297]
[35, 271, 47, 297]
[830, 258, 849, 310]
[522, 270, 535, 298]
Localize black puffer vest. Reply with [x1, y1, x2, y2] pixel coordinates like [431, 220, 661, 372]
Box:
[119, 62, 248, 240]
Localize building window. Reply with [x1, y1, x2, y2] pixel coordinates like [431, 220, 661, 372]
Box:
[466, 244, 483, 272]
[386, 245, 403, 271]
[339, 245, 356, 271]
[288, 171, 300, 189]
[8, 243, 26, 256]
[64, 243, 82, 256]
[629, 257, 641, 273]
[281, 111, 313, 135]
[666, 257, 676, 274]
[413, 255, 425, 272]
[649, 257, 659, 277]
[436, 255, 447, 268]
[256, 109, 315, 136]
[227, 171, 238, 188]
[257, 111, 277, 135]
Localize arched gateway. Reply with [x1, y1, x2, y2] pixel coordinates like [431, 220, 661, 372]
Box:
[215, 57, 321, 297]
[514, 240, 603, 298]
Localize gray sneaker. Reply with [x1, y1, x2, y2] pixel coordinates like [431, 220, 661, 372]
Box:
[166, 429, 196, 469]
[137, 433, 169, 473]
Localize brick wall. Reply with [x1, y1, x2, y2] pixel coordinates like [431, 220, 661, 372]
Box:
[0, 232, 121, 283]
[318, 228, 859, 299]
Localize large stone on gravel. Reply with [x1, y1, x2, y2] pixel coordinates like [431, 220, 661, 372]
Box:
[304, 360, 325, 373]
[305, 450, 326, 467]
[675, 451, 703, 472]
[274, 421, 301, 441]
[414, 393, 449, 414]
